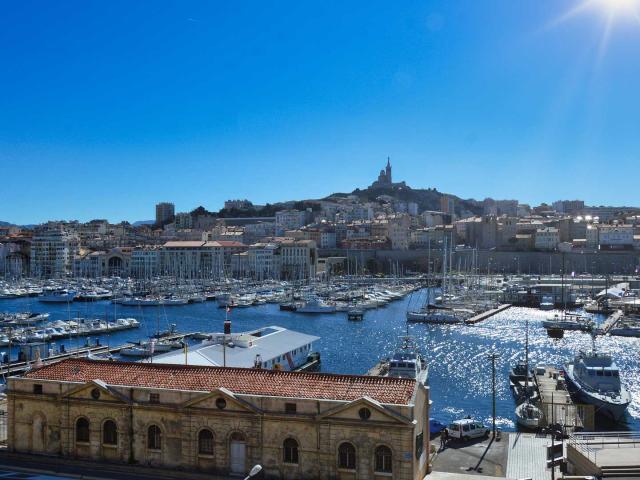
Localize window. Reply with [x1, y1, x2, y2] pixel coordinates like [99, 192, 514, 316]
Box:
[415, 432, 424, 460]
[215, 397, 227, 410]
[76, 417, 90, 443]
[358, 407, 371, 420]
[338, 442, 356, 470]
[198, 429, 214, 455]
[374, 446, 392, 473]
[283, 438, 299, 464]
[149, 393, 160, 404]
[33, 384, 43, 394]
[285, 403, 297, 414]
[148, 425, 162, 450]
[102, 420, 118, 446]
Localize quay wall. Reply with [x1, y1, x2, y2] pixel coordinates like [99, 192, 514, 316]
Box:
[319, 248, 640, 275]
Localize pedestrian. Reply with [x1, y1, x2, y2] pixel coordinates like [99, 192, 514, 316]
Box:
[440, 427, 448, 449]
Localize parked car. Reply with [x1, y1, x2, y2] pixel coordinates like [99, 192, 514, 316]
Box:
[448, 419, 490, 441]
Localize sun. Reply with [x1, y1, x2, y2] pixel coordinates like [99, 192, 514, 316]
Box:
[596, 0, 639, 13]
[548, 0, 640, 61]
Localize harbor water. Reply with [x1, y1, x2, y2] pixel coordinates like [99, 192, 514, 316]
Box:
[1, 290, 639, 431]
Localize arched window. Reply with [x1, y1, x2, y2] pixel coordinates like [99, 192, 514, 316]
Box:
[374, 445, 393, 473]
[338, 442, 356, 470]
[198, 429, 214, 455]
[148, 425, 162, 450]
[102, 420, 118, 446]
[283, 438, 299, 464]
[76, 417, 90, 443]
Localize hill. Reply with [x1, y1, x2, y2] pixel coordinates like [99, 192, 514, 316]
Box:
[327, 184, 482, 217]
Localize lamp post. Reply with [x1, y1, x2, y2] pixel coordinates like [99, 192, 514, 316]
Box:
[487, 351, 500, 436]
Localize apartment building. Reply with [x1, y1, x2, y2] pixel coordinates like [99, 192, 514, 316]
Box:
[30, 228, 80, 278]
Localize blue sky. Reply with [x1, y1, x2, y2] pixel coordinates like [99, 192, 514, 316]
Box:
[1, 1, 640, 224]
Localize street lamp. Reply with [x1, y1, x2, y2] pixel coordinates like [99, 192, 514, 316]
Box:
[244, 464, 263, 480]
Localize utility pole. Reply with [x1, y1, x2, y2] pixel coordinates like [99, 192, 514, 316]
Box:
[487, 351, 500, 436]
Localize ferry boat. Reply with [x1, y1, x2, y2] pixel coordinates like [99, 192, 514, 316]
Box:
[39, 289, 76, 303]
[542, 313, 594, 332]
[564, 345, 631, 421]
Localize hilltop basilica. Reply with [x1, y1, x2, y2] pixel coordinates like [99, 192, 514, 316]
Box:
[370, 158, 406, 189]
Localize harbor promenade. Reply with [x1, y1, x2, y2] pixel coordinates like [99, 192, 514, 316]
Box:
[429, 432, 555, 480]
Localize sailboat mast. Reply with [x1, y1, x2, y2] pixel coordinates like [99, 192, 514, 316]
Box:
[525, 318, 529, 394]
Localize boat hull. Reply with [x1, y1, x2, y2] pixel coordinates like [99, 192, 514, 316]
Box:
[406, 311, 461, 324]
[565, 367, 629, 421]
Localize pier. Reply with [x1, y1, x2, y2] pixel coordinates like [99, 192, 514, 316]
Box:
[0, 332, 199, 378]
[464, 303, 512, 324]
[533, 366, 595, 432]
[598, 309, 624, 335]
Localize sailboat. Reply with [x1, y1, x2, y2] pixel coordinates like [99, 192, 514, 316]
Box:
[514, 318, 544, 429]
[406, 236, 464, 324]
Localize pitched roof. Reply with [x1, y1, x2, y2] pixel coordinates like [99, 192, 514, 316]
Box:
[163, 241, 205, 247]
[203, 241, 246, 248]
[22, 358, 416, 405]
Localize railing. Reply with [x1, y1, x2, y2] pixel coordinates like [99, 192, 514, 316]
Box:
[568, 431, 640, 465]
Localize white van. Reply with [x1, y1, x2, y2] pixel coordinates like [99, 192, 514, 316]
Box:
[447, 419, 490, 441]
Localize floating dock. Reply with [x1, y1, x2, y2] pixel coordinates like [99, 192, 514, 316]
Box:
[533, 366, 595, 432]
[598, 310, 624, 335]
[0, 332, 199, 377]
[464, 303, 512, 324]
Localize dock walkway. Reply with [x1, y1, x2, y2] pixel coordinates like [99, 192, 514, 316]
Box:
[464, 304, 511, 324]
[533, 366, 594, 431]
[598, 309, 624, 335]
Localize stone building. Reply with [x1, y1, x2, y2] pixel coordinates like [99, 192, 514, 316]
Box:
[8, 358, 430, 480]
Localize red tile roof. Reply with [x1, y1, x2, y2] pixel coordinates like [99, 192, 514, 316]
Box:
[23, 358, 416, 405]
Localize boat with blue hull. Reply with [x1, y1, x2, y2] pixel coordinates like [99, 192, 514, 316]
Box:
[564, 346, 631, 422]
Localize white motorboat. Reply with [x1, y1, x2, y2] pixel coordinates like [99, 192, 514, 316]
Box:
[161, 297, 189, 306]
[539, 296, 554, 310]
[406, 308, 462, 324]
[297, 297, 336, 314]
[118, 297, 161, 306]
[386, 338, 428, 381]
[39, 289, 76, 303]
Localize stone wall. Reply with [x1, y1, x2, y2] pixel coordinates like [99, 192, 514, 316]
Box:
[8, 378, 429, 480]
[320, 248, 640, 275]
